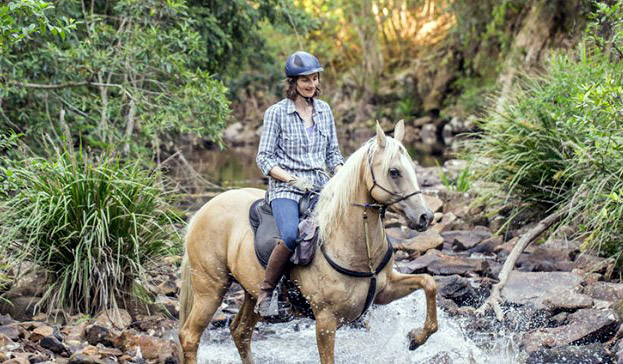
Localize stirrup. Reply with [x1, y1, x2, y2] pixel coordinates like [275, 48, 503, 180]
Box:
[255, 288, 294, 323]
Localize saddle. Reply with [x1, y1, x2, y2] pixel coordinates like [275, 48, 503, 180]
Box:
[248, 193, 319, 319]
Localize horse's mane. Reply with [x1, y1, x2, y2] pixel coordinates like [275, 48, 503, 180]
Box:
[316, 136, 407, 240]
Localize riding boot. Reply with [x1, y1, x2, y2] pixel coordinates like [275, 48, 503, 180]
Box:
[255, 240, 294, 318]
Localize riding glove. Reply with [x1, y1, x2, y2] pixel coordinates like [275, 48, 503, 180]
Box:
[287, 176, 314, 192]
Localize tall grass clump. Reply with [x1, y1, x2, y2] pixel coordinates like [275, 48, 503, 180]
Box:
[465, 1, 623, 261]
[0, 145, 182, 314]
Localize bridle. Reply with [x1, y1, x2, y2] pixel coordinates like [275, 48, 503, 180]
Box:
[352, 145, 422, 217]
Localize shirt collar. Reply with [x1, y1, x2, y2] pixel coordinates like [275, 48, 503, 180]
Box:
[285, 98, 324, 115]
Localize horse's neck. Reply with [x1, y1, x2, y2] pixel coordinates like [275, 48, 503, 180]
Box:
[327, 183, 387, 271]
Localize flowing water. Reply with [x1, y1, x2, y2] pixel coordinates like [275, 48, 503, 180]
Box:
[196, 291, 521, 364]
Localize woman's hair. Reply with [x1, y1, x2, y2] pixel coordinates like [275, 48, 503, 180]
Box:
[283, 76, 322, 100]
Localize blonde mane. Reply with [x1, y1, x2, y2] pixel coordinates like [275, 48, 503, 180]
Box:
[316, 136, 408, 240]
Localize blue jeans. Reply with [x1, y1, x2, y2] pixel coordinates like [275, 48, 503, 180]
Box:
[271, 198, 300, 251]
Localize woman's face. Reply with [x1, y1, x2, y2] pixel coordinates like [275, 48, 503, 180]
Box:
[296, 73, 319, 98]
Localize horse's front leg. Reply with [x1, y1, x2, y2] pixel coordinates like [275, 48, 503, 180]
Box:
[374, 271, 438, 350]
[315, 309, 338, 364]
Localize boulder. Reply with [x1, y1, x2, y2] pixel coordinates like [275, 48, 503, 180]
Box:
[30, 325, 54, 342]
[40, 335, 67, 354]
[434, 275, 484, 307]
[470, 235, 503, 255]
[501, 271, 592, 311]
[431, 212, 457, 233]
[0, 324, 22, 340]
[422, 194, 443, 213]
[85, 324, 116, 347]
[516, 246, 575, 272]
[522, 309, 620, 352]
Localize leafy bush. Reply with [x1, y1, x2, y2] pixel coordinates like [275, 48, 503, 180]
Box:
[0, 147, 182, 314]
[465, 1, 623, 261]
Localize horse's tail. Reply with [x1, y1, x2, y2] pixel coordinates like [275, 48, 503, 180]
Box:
[179, 213, 198, 329]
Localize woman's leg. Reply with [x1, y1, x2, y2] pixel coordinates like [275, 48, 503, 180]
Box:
[255, 198, 299, 317]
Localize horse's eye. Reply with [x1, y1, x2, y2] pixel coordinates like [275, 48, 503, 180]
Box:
[389, 168, 400, 178]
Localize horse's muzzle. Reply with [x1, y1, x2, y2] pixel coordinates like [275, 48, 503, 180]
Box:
[407, 210, 434, 232]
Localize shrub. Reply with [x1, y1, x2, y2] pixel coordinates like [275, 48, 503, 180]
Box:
[0, 147, 182, 314]
[465, 1, 623, 261]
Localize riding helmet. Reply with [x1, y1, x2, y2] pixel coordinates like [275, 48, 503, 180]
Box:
[285, 51, 324, 77]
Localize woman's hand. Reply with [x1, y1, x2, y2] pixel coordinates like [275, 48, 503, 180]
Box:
[287, 176, 314, 192]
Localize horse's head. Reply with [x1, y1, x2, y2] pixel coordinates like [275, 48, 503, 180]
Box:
[367, 120, 434, 232]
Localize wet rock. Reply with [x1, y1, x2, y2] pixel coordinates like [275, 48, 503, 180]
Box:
[522, 309, 620, 352]
[114, 331, 179, 362]
[408, 250, 487, 276]
[394, 230, 444, 253]
[434, 275, 484, 307]
[40, 335, 67, 354]
[501, 271, 592, 311]
[441, 229, 491, 251]
[526, 343, 614, 364]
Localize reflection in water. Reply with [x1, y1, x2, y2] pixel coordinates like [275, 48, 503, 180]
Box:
[196, 291, 520, 364]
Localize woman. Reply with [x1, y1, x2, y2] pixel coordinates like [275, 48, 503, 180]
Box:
[255, 51, 344, 318]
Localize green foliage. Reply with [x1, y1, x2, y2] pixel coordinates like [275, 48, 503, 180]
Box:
[465, 0, 623, 261]
[0, 0, 75, 51]
[1, 0, 232, 155]
[439, 161, 472, 193]
[0, 146, 183, 314]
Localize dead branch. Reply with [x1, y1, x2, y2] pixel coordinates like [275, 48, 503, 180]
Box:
[476, 206, 570, 320]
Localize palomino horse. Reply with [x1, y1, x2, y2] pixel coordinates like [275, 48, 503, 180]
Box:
[178, 121, 438, 364]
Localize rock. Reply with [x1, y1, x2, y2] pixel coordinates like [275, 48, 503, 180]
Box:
[0, 295, 39, 321]
[441, 229, 491, 251]
[414, 116, 433, 127]
[434, 275, 484, 307]
[422, 194, 443, 213]
[153, 295, 179, 318]
[114, 331, 179, 362]
[156, 278, 178, 297]
[394, 230, 444, 253]
[0, 333, 19, 351]
[95, 309, 132, 330]
[584, 282, 623, 302]
[407, 250, 487, 276]
[431, 212, 457, 233]
[0, 313, 14, 326]
[440, 191, 470, 218]
[522, 309, 620, 352]
[526, 343, 613, 364]
[516, 246, 574, 272]
[0, 324, 22, 340]
[85, 324, 115, 347]
[30, 325, 54, 342]
[2, 358, 30, 364]
[420, 124, 438, 145]
[40, 335, 67, 354]
[68, 353, 104, 364]
[501, 271, 592, 311]
[470, 235, 503, 255]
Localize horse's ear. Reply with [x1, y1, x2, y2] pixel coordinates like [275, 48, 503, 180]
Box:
[394, 119, 405, 143]
[375, 121, 386, 148]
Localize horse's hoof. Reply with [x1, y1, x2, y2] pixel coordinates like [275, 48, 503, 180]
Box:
[407, 328, 428, 351]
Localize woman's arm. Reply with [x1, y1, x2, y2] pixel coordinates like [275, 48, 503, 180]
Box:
[257, 106, 283, 178]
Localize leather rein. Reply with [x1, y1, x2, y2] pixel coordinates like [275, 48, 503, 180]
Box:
[318, 145, 422, 318]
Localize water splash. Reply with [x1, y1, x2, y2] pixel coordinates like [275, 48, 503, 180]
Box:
[197, 291, 520, 363]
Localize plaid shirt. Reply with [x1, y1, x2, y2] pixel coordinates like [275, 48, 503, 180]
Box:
[257, 98, 344, 203]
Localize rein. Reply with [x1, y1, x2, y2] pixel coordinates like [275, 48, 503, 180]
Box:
[318, 144, 422, 318]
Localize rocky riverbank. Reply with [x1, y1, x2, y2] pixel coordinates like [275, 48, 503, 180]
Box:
[1, 160, 622, 364]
